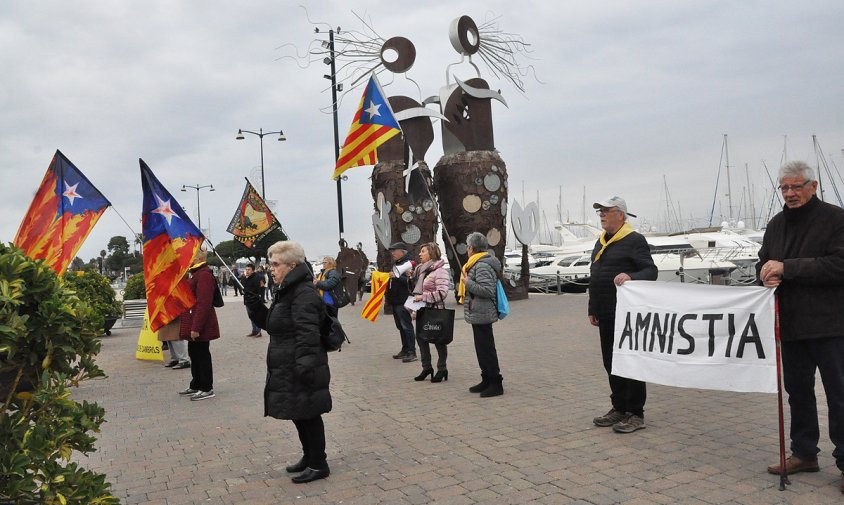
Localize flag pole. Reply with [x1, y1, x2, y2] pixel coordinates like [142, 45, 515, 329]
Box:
[774, 294, 790, 490]
[203, 237, 245, 291]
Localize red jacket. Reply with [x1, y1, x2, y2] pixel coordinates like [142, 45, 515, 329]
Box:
[179, 263, 221, 341]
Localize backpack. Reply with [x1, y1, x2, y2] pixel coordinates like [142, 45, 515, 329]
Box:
[330, 281, 351, 308]
[320, 309, 350, 352]
[495, 279, 509, 319]
[212, 278, 225, 308]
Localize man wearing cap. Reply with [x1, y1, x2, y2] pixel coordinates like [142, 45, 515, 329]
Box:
[588, 196, 657, 433]
[386, 242, 417, 362]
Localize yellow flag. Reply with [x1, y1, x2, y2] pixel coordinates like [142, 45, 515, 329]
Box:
[136, 309, 165, 361]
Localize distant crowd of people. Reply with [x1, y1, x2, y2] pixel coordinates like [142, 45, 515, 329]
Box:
[158, 160, 844, 495]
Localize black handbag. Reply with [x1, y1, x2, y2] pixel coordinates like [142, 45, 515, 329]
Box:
[416, 305, 455, 345]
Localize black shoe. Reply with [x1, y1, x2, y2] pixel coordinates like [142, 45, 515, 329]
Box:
[402, 354, 418, 363]
[414, 369, 433, 381]
[291, 467, 330, 483]
[480, 378, 503, 398]
[469, 375, 489, 393]
[285, 457, 307, 473]
[163, 360, 179, 368]
[392, 351, 406, 359]
[431, 370, 449, 383]
[171, 361, 191, 369]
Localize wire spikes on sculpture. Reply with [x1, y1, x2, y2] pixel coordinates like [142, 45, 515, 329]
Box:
[474, 14, 543, 93]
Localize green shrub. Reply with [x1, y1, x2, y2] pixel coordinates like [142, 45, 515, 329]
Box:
[62, 271, 123, 326]
[122, 273, 146, 301]
[0, 243, 119, 504]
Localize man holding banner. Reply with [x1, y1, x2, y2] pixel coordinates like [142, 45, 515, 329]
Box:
[588, 196, 657, 433]
[759, 161, 844, 493]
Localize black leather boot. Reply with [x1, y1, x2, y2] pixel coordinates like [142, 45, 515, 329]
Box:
[291, 466, 330, 483]
[285, 457, 307, 473]
[469, 374, 489, 393]
[480, 376, 503, 398]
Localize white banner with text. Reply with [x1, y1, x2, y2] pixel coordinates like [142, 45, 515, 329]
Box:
[613, 281, 776, 393]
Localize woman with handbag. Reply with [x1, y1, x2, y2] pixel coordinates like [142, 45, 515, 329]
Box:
[314, 256, 342, 317]
[411, 242, 452, 383]
[245, 241, 332, 483]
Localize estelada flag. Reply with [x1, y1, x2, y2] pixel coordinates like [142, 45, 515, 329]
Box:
[361, 271, 390, 322]
[332, 73, 402, 180]
[14, 150, 111, 274]
[225, 179, 281, 248]
[140, 159, 204, 332]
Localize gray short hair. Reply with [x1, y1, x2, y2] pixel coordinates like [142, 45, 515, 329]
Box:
[466, 232, 489, 252]
[267, 241, 306, 265]
[779, 160, 815, 183]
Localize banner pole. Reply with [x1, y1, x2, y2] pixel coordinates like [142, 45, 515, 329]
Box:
[204, 237, 245, 290]
[774, 294, 790, 490]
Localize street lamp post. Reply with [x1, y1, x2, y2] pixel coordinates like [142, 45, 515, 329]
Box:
[181, 183, 215, 231]
[236, 128, 286, 200]
[317, 27, 346, 239]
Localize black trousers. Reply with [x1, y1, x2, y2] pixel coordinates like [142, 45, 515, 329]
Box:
[599, 319, 646, 417]
[188, 340, 213, 392]
[292, 416, 327, 470]
[781, 337, 844, 470]
[471, 323, 501, 379]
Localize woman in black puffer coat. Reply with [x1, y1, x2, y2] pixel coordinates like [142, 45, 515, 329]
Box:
[245, 240, 332, 484]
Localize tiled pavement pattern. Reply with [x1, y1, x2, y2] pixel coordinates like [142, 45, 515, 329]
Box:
[75, 293, 843, 504]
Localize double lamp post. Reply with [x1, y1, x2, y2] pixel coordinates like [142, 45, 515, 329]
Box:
[236, 128, 286, 200]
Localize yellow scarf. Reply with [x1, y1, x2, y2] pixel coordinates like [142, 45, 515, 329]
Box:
[458, 252, 489, 304]
[594, 222, 635, 262]
[316, 267, 334, 297]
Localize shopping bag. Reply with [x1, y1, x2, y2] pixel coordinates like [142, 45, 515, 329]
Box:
[416, 307, 455, 345]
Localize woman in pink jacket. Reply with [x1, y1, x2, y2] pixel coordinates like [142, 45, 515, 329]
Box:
[411, 242, 452, 383]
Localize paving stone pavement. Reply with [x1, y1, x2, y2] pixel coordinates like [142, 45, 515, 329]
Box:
[75, 292, 843, 504]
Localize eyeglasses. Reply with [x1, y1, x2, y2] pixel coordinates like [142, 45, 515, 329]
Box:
[778, 180, 812, 193]
[595, 208, 618, 215]
[270, 261, 284, 268]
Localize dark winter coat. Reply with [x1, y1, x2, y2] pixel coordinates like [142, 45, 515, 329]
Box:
[178, 263, 221, 341]
[241, 272, 264, 305]
[463, 255, 502, 325]
[757, 196, 844, 341]
[385, 254, 413, 305]
[588, 231, 657, 322]
[247, 262, 332, 420]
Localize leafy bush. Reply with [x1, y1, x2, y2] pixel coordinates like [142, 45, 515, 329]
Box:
[122, 273, 146, 301]
[0, 243, 119, 504]
[62, 271, 123, 325]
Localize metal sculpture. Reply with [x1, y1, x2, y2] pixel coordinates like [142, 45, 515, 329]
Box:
[335, 239, 369, 304]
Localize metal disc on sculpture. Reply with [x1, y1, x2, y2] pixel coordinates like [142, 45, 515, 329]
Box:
[490, 194, 499, 205]
[449, 235, 457, 244]
[422, 199, 434, 211]
[449, 15, 480, 56]
[483, 173, 501, 192]
[491, 165, 499, 172]
[380, 36, 416, 73]
[487, 228, 501, 246]
[401, 225, 421, 244]
[501, 198, 507, 216]
[474, 177, 483, 185]
[482, 200, 491, 210]
[402, 211, 414, 222]
[415, 207, 424, 214]
[456, 243, 468, 254]
[463, 195, 482, 213]
[408, 204, 416, 212]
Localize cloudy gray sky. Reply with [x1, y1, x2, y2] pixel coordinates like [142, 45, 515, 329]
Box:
[2, 1, 843, 262]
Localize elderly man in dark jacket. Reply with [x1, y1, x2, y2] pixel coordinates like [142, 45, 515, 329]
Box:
[246, 240, 332, 484]
[760, 161, 844, 494]
[588, 196, 657, 434]
[385, 242, 417, 362]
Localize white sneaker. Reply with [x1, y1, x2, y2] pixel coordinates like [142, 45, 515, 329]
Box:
[190, 390, 215, 401]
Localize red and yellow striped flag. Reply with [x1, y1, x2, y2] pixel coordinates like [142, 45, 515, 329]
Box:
[361, 271, 391, 322]
[332, 74, 401, 180]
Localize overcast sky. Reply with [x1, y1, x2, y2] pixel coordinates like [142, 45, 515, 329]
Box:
[2, 1, 843, 262]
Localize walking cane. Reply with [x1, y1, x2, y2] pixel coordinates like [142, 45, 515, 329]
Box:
[774, 294, 790, 490]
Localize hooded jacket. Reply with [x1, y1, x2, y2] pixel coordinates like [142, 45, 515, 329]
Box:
[247, 262, 332, 420]
[463, 254, 502, 325]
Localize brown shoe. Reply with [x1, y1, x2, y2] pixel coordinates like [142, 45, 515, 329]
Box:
[766, 455, 819, 475]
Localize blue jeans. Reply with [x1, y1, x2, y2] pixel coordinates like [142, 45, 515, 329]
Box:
[392, 305, 416, 355]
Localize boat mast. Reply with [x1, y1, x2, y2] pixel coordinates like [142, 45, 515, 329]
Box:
[813, 134, 825, 201]
[745, 163, 756, 229]
[724, 134, 733, 223]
